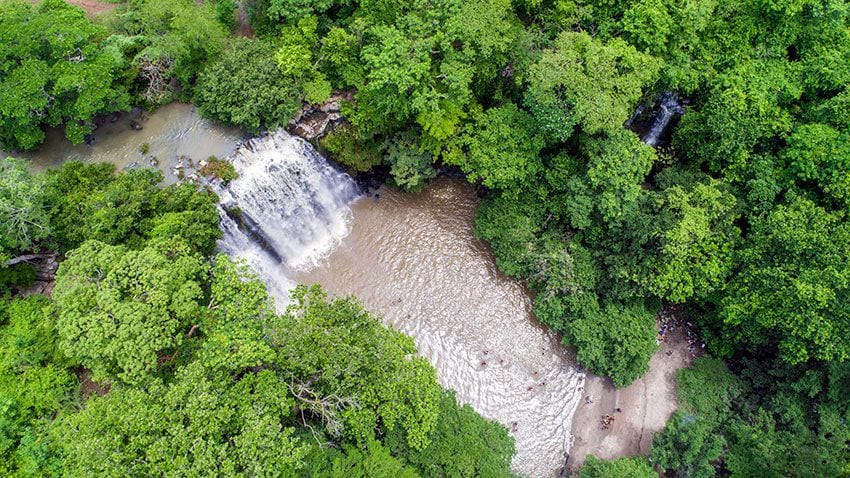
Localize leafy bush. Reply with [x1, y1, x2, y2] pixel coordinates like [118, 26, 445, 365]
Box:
[196, 38, 303, 131]
[651, 412, 724, 478]
[199, 157, 238, 182]
[385, 131, 437, 192]
[565, 302, 658, 388]
[320, 125, 384, 172]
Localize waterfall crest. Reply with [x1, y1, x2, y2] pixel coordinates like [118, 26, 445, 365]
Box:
[215, 131, 360, 306]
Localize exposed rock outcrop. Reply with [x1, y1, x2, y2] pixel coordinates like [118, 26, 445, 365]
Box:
[288, 91, 354, 140]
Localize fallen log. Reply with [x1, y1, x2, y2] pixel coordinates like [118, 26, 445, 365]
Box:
[5, 253, 54, 267]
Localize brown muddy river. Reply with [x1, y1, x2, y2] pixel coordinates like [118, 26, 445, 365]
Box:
[17, 105, 584, 477]
[295, 180, 584, 476]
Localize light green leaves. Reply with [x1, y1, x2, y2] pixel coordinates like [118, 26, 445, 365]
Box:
[445, 102, 543, 193]
[0, 158, 50, 262]
[277, 285, 442, 450]
[721, 195, 850, 363]
[526, 31, 660, 141]
[0, 0, 129, 149]
[53, 363, 307, 477]
[53, 240, 205, 384]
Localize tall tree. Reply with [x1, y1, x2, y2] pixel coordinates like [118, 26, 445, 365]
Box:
[0, 0, 130, 149]
[0, 158, 50, 263]
[525, 31, 660, 142]
[106, 0, 227, 105]
[196, 38, 303, 132]
[52, 362, 309, 477]
[53, 239, 205, 384]
[720, 195, 850, 363]
[444, 102, 544, 193]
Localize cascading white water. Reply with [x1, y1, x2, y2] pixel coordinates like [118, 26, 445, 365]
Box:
[215, 131, 360, 307]
[643, 92, 685, 147]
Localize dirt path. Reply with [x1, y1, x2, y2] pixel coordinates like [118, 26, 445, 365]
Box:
[65, 0, 119, 16]
[566, 321, 696, 473]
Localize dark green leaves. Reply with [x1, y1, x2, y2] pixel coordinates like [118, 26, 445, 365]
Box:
[197, 38, 303, 132]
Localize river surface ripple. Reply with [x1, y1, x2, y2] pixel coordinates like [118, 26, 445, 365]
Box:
[295, 180, 584, 477]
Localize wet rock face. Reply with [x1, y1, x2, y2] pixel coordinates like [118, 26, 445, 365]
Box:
[626, 91, 686, 147]
[291, 111, 335, 140]
[288, 91, 353, 140]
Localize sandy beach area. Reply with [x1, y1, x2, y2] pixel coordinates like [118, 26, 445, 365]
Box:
[565, 317, 697, 473]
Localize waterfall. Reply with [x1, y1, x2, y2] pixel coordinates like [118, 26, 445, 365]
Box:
[215, 131, 360, 307]
[642, 92, 685, 147]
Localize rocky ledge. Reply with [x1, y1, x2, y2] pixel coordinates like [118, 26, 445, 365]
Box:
[288, 91, 354, 140]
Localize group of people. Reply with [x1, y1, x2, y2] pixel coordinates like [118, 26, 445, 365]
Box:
[600, 414, 615, 430]
[657, 308, 678, 344]
[656, 307, 706, 358]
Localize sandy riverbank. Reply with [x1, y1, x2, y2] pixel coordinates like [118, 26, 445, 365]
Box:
[565, 321, 696, 473]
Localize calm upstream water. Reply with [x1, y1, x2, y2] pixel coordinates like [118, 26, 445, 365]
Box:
[9, 103, 242, 183]
[18, 105, 584, 477]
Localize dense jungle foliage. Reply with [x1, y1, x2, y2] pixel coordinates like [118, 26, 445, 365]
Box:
[2, 0, 850, 475]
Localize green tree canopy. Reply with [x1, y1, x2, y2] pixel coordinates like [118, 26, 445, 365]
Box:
[525, 31, 660, 141]
[384, 131, 438, 192]
[42, 163, 221, 254]
[782, 123, 850, 208]
[106, 0, 228, 105]
[273, 285, 442, 450]
[385, 390, 516, 478]
[306, 439, 419, 478]
[720, 195, 850, 363]
[651, 411, 724, 478]
[580, 129, 657, 224]
[0, 296, 77, 476]
[53, 239, 205, 384]
[638, 180, 740, 303]
[343, 0, 518, 141]
[674, 60, 800, 177]
[445, 102, 544, 193]
[52, 362, 309, 477]
[0, 158, 50, 262]
[579, 455, 656, 478]
[197, 38, 303, 132]
[565, 301, 659, 387]
[0, 0, 130, 149]
[676, 357, 745, 427]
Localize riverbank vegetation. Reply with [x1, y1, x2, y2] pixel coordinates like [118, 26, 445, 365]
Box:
[2, 0, 850, 475]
